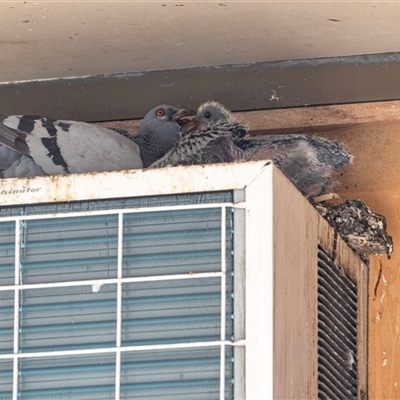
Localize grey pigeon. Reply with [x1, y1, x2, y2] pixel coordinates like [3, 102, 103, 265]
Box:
[152, 101, 353, 198]
[0, 105, 194, 178]
[313, 199, 393, 263]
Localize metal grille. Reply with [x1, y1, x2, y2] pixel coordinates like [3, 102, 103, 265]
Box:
[0, 192, 237, 400]
[317, 246, 359, 400]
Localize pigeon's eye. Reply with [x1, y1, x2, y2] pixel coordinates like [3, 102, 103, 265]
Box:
[156, 109, 166, 117]
[204, 111, 211, 118]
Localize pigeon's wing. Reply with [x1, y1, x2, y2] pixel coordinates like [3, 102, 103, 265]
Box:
[53, 122, 143, 174]
[170, 135, 244, 166]
[151, 121, 246, 168]
[0, 145, 46, 178]
[2, 116, 143, 175]
[200, 135, 244, 164]
[0, 117, 49, 177]
[150, 126, 222, 168]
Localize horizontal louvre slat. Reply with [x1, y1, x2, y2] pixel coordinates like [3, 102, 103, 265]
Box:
[21, 215, 118, 284]
[121, 347, 233, 400]
[123, 208, 228, 277]
[20, 354, 116, 400]
[0, 291, 14, 354]
[0, 360, 12, 398]
[20, 285, 117, 353]
[0, 222, 15, 285]
[122, 278, 233, 346]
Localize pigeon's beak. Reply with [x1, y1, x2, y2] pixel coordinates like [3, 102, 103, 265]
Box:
[179, 117, 206, 135]
[173, 109, 196, 127]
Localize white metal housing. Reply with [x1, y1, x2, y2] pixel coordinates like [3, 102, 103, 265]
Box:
[0, 161, 367, 399]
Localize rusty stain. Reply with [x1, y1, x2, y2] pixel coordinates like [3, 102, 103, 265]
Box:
[373, 260, 383, 299]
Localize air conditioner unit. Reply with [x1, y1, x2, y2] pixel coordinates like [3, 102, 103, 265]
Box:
[0, 161, 367, 400]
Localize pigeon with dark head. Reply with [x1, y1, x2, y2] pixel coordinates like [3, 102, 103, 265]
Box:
[155, 101, 353, 198]
[0, 105, 194, 178]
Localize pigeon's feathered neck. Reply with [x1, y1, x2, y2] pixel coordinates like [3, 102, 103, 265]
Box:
[130, 104, 193, 168]
[133, 128, 178, 168]
[109, 126, 176, 168]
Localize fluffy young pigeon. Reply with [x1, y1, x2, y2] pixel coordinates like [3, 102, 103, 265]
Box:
[152, 101, 353, 198]
[0, 105, 194, 178]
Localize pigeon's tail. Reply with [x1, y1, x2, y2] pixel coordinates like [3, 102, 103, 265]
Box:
[239, 136, 350, 197]
[238, 133, 353, 172]
[289, 169, 337, 198]
[274, 142, 337, 197]
[280, 134, 353, 170]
